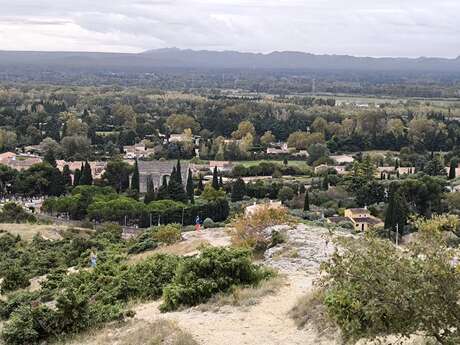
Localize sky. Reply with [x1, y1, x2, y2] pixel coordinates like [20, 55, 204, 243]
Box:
[0, 0, 459, 58]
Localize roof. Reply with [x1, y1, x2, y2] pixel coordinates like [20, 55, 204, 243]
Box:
[347, 208, 369, 214]
[352, 217, 382, 225]
[328, 216, 350, 223]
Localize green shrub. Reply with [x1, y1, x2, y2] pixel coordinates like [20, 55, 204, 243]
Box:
[1, 264, 30, 294]
[202, 218, 215, 228]
[152, 224, 181, 245]
[0, 291, 40, 320]
[160, 247, 271, 312]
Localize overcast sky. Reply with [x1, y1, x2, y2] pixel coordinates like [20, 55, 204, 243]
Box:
[0, 0, 459, 57]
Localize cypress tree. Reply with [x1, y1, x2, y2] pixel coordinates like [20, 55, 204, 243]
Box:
[49, 168, 66, 196]
[322, 174, 329, 190]
[197, 175, 204, 193]
[176, 159, 183, 184]
[384, 184, 408, 234]
[304, 191, 310, 211]
[131, 159, 140, 191]
[62, 165, 72, 187]
[231, 177, 246, 202]
[168, 166, 187, 202]
[44, 150, 57, 168]
[449, 159, 458, 180]
[212, 166, 219, 190]
[157, 175, 170, 200]
[80, 161, 93, 185]
[144, 176, 156, 204]
[73, 168, 81, 187]
[219, 175, 224, 189]
[186, 169, 194, 204]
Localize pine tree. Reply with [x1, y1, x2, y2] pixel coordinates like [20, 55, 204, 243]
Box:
[131, 158, 140, 191]
[79, 161, 93, 185]
[304, 191, 310, 211]
[231, 177, 246, 202]
[212, 166, 219, 190]
[44, 150, 57, 168]
[186, 169, 194, 204]
[449, 159, 458, 180]
[157, 175, 170, 200]
[62, 165, 72, 187]
[144, 176, 156, 204]
[73, 169, 81, 187]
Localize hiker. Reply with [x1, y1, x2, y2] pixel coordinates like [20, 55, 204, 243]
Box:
[90, 250, 97, 268]
[195, 215, 201, 232]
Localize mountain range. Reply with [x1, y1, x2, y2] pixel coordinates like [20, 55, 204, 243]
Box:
[0, 48, 460, 72]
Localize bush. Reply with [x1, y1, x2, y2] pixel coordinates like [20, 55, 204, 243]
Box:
[160, 247, 271, 312]
[1, 265, 30, 294]
[152, 224, 182, 245]
[231, 205, 290, 252]
[202, 218, 215, 229]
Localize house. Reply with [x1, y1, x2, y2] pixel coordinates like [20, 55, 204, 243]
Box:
[138, 160, 190, 193]
[266, 142, 290, 155]
[0, 152, 43, 171]
[244, 200, 283, 217]
[377, 166, 415, 178]
[344, 208, 383, 232]
[314, 164, 347, 175]
[209, 161, 234, 172]
[330, 154, 354, 165]
[123, 143, 155, 159]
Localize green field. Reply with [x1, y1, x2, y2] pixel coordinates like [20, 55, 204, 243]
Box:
[233, 160, 308, 168]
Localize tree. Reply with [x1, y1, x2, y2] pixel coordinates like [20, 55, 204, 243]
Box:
[197, 175, 204, 193]
[73, 168, 81, 187]
[131, 159, 140, 191]
[303, 191, 310, 211]
[157, 175, 170, 200]
[322, 174, 329, 190]
[423, 156, 446, 177]
[43, 149, 57, 167]
[166, 114, 200, 134]
[201, 185, 226, 202]
[168, 167, 187, 202]
[260, 131, 276, 146]
[231, 178, 246, 202]
[79, 161, 93, 186]
[186, 169, 194, 204]
[384, 184, 409, 235]
[448, 158, 458, 180]
[62, 165, 72, 187]
[176, 159, 183, 185]
[278, 186, 294, 203]
[212, 166, 219, 190]
[103, 160, 133, 192]
[231, 120, 255, 139]
[61, 135, 91, 160]
[321, 230, 460, 345]
[144, 176, 156, 204]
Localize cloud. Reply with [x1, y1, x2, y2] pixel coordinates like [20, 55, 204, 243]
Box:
[0, 0, 459, 57]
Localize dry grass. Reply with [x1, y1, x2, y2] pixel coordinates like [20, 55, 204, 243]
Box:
[0, 224, 91, 241]
[127, 239, 209, 264]
[56, 319, 198, 345]
[197, 274, 285, 312]
[289, 288, 337, 336]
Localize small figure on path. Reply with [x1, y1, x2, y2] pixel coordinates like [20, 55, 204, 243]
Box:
[90, 249, 97, 268]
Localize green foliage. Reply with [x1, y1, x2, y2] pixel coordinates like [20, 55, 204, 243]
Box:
[0, 264, 30, 294]
[277, 186, 294, 203]
[160, 247, 271, 312]
[131, 158, 140, 191]
[231, 177, 246, 202]
[321, 232, 460, 344]
[201, 185, 226, 202]
[0, 202, 36, 223]
[202, 217, 215, 228]
[151, 224, 182, 244]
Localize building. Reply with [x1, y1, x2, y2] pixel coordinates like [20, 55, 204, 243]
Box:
[344, 208, 383, 232]
[266, 142, 290, 155]
[314, 164, 347, 175]
[0, 152, 43, 171]
[123, 143, 155, 159]
[209, 161, 234, 172]
[244, 200, 283, 217]
[138, 160, 190, 193]
[330, 154, 354, 165]
[56, 161, 107, 181]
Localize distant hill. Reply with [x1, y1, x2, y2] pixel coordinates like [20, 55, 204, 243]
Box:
[0, 48, 460, 72]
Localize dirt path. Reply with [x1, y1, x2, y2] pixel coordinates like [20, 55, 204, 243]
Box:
[134, 272, 327, 345]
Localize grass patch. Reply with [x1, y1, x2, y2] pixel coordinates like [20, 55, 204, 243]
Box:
[56, 319, 198, 345]
[289, 288, 336, 336]
[198, 273, 284, 311]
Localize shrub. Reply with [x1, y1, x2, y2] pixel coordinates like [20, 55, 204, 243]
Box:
[202, 218, 215, 228]
[152, 224, 182, 245]
[160, 247, 271, 312]
[0, 291, 40, 320]
[231, 205, 290, 252]
[1, 265, 30, 294]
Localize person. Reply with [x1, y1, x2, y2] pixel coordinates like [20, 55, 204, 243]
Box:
[195, 215, 201, 232]
[90, 249, 97, 268]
